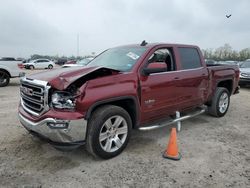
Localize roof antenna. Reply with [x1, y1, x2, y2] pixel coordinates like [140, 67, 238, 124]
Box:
[140, 40, 148, 46]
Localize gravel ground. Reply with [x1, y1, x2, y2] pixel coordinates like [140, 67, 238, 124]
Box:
[0, 70, 250, 188]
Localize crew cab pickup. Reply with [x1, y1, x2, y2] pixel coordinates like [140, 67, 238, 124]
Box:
[18, 43, 239, 159]
[0, 58, 24, 87]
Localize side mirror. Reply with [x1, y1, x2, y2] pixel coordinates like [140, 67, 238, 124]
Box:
[142, 62, 167, 75]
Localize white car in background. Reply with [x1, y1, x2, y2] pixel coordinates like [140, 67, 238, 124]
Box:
[24, 59, 55, 70]
[62, 57, 94, 68]
[0, 57, 25, 87]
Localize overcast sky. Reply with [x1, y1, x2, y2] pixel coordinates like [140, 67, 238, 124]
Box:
[0, 0, 249, 58]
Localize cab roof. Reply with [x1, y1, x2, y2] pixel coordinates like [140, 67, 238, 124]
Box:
[114, 43, 199, 49]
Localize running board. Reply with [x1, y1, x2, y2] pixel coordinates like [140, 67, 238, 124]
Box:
[138, 107, 206, 131]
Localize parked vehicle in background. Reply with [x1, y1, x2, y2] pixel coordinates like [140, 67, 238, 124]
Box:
[18, 43, 239, 159]
[55, 58, 67, 65]
[23, 59, 55, 70]
[16, 58, 26, 62]
[62, 57, 94, 68]
[239, 61, 250, 85]
[218, 61, 238, 66]
[205, 59, 217, 66]
[0, 57, 16, 61]
[65, 60, 77, 65]
[0, 58, 24, 87]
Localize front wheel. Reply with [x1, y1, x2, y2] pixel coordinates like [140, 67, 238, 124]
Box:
[86, 105, 132, 159]
[29, 65, 35, 70]
[208, 87, 230, 117]
[0, 70, 10, 87]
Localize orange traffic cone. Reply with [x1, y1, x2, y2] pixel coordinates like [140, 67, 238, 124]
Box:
[163, 128, 181, 160]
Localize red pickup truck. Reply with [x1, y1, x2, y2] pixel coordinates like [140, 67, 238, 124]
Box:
[18, 43, 239, 159]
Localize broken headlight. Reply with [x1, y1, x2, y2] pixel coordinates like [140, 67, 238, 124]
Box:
[51, 91, 75, 109]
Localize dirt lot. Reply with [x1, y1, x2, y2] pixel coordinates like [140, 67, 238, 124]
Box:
[0, 70, 250, 188]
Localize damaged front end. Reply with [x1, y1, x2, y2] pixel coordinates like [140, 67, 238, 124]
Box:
[48, 67, 119, 112]
[18, 66, 119, 148]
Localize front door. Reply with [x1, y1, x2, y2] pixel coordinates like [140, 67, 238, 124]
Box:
[139, 48, 180, 123]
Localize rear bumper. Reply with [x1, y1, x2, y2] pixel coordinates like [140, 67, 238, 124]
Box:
[18, 113, 87, 145]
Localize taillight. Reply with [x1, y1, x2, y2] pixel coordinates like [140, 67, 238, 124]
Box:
[18, 63, 24, 69]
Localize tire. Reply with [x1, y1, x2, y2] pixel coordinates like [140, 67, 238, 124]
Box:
[48, 65, 53, 69]
[208, 87, 230, 117]
[29, 65, 35, 70]
[86, 105, 132, 159]
[0, 70, 10, 87]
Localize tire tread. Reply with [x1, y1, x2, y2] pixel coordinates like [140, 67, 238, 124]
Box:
[208, 87, 230, 117]
[86, 105, 132, 159]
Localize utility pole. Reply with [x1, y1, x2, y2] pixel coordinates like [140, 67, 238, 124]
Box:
[77, 33, 79, 57]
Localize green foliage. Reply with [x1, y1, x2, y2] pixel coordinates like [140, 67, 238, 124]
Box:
[202, 44, 250, 61]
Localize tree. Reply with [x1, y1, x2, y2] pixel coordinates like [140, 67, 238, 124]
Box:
[239, 48, 250, 61]
[202, 44, 250, 61]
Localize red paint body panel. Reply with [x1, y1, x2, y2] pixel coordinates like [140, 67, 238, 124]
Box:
[19, 43, 239, 126]
[28, 66, 111, 90]
[75, 72, 139, 114]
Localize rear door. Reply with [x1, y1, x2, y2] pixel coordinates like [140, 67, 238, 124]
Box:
[36, 59, 49, 69]
[174, 47, 209, 110]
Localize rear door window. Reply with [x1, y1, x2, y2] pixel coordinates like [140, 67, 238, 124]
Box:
[178, 48, 202, 70]
[37, 60, 48, 63]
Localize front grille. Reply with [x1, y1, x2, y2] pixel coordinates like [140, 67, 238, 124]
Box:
[20, 78, 50, 116]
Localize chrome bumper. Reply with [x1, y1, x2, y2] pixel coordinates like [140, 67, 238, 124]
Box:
[18, 113, 87, 144]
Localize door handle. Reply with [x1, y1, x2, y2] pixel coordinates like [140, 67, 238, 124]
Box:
[173, 77, 180, 80]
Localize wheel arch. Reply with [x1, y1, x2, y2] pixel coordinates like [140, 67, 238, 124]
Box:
[206, 79, 233, 106]
[85, 96, 140, 128]
[217, 79, 233, 95]
[0, 68, 11, 77]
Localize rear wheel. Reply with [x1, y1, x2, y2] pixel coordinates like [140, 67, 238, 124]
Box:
[86, 105, 132, 159]
[29, 65, 35, 70]
[208, 87, 230, 117]
[48, 64, 53, 69]
[0, 70, 10, 87]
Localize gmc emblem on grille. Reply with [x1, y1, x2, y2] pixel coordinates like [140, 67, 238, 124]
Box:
[21, 87, 34, 96]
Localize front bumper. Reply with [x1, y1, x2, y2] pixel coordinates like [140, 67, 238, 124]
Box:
[18, 113, 87, 145]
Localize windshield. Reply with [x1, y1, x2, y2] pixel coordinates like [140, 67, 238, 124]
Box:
[87, 47, 147, 71]
[240, 61, 250, 68]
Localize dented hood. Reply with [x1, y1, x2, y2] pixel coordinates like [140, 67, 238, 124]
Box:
[27, 66, 117, 90]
